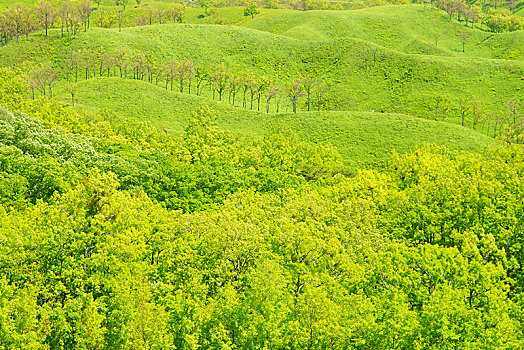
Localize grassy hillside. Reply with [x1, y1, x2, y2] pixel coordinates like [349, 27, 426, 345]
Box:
[57, 77, 497, 168]
[244, 5, 524, 60]
[1, 22, 521, 127]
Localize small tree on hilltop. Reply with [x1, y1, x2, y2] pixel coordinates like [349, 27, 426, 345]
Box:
[244, 4, 259, 19]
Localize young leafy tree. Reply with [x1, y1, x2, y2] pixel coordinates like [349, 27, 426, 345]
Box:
[434, 31, 441, 46]
[170, 3, 186, 23]
[156, 5, 165, 24]
[459, 30, 470, 52]
[64, 82, 78, 105]
[146, 5, 154, 25]
[116, 0, 129, 11]
[244, 4, 260, 19]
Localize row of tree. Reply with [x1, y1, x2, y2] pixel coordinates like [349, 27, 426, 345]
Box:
[28, 48, 331, 113]
[0, 0, 96, 44]
[436, 0, 524, 32]
[24, 47, 523, 139]
[0, 0, 187, 45]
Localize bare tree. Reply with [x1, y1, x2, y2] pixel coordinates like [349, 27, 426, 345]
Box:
[470, 96, 484, 130]
[301, 75, 316, 111]
[185, 60, 195, 94]
[287, 78, 305, 113]
[315, 82, 328, 111]
[506, 98, 520, 126]
[265, 85, 280, 113]
[459, 97, 470, 126]
[14, 3, 33, 40]
[117, 10, 124, 32]
[240, 71, 254, 108]
[77, 0, 93, 32]
[210, 63, 228, 101]
[34, 0, 55, 36]
[227, 74, 240, 105]
[28, 63, 58, 97]
[46, 66, 59, 97]
[113, 47, 128, 78]
[459, 30, 470, 52]
[64, 50, 79, 82]
[80, 48, 95, 80]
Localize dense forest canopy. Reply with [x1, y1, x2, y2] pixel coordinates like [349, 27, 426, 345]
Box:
[0, 0, 523, 349]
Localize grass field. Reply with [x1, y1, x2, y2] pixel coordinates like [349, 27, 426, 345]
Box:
[244, 5, 524, 60]
[1, 20, 522, 124]
[54, 77, 497, 168]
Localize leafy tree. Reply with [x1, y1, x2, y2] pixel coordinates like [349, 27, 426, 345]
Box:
[244, 4, 260, 19]
[64, 82, 78, 106]
[170, 3, 186, 23]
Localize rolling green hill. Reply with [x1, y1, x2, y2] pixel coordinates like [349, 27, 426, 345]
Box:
[1, 21, 521, 127]
[0, 4, 518, 166]
[243, 5, 524, 60]
[57, 77, 497, 168]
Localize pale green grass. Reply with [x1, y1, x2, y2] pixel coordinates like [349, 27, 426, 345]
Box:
[1, 22, 521, 126]
[54, 77, 497, 168]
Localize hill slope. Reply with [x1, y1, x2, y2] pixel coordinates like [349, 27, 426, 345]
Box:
[1, 22, 521, 126]
[243, 5, 524, 60]
[60, 77, 497, 168]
